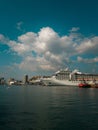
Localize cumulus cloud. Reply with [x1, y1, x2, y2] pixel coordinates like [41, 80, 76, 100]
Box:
[1, 26, 98, 74]
[0, 34, 9, 44]
[76, 36, 98, 54]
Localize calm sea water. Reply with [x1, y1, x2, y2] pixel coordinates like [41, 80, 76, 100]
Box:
[0, 85, 98, 130]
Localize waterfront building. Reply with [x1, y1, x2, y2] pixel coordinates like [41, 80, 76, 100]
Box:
[0, 77, 6, 85]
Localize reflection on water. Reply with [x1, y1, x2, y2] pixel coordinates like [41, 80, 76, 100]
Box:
[0, 85, 98, 129]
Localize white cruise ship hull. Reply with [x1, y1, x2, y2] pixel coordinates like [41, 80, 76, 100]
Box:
[42, 77, 80, 86]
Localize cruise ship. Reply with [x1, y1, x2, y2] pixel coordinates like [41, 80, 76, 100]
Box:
[41, 68, 98, 86]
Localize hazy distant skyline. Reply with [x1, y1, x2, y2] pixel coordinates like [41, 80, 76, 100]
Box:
[0, 0, 98, 79]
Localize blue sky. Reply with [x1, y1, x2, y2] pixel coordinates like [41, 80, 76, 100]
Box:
[0, 0, 98, 79]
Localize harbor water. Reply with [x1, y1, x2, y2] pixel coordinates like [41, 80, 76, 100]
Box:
[0, 85, 98, 130]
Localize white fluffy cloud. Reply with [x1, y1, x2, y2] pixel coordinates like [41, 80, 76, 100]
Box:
[76, 36, 98, 54]
[1, 26, 98, 74]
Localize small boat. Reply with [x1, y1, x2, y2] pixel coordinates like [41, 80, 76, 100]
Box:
[90, 83, 98, 88]
[78, 83, 91, 88]
[88, 80, 98, 88]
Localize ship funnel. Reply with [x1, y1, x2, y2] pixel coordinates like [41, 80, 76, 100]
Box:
[72, 69, 82, 74]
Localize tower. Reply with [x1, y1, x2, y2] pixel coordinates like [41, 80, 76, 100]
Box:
[24, 75, 28, 84]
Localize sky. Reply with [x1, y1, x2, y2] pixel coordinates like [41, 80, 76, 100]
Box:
[0, 0, 98, 79]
